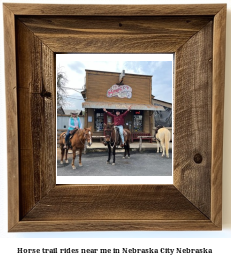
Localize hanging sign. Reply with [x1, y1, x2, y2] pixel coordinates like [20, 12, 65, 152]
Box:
[107, 85, 132, 99]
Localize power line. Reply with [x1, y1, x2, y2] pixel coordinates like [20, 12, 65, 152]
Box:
[65, 97, 84, 100]
[59, 86, 83, 93]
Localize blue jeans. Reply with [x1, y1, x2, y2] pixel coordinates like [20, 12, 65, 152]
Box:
[116, 125, 124, 144]
[65, 129, 72, 143]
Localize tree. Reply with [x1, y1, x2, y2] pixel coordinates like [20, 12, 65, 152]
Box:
[57, 66, 68, 106]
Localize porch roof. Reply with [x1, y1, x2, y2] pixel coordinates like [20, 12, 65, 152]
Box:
[82, 101, 165, 111]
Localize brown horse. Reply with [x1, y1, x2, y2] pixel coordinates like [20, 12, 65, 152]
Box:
[59, 131, 69, 164]
[103, 123, 131, 165]
[59, 127, 92, 169]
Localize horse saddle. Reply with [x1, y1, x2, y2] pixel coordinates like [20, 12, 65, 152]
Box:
[69, 129, 78, 139]
[114, 127, 127, 136]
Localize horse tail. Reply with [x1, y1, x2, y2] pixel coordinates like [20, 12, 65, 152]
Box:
[164, 128, 170, 154]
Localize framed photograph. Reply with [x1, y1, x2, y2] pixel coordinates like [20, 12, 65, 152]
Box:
[56, 54, 173, 185]
[4, 3, 226, 231]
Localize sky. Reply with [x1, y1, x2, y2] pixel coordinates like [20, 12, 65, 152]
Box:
[56, 54, 173, 110]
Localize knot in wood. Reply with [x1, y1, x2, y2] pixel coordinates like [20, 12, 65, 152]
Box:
[40, 90, 52, 99]
[194, 153, 202, 164]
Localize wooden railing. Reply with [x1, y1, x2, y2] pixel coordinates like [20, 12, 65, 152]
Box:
[137, 135, 155, 151]
[131, 132, 153, 143]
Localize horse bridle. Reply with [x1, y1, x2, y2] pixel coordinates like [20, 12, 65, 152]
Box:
[84, 129, 92, 145]
[75, 129, 91, 146]
[104, 128, 112, 143]
[104, 126, 119, 147]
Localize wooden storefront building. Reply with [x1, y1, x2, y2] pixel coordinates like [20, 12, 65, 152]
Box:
[81, 69, 165, 141]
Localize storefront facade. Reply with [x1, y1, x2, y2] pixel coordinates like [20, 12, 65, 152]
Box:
[82, 69, 164, 139]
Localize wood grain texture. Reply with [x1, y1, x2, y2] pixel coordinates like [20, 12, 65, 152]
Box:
[13, 185, 216, 232]
[211, 5, 226, 228]
[16, 19, 56, 219]
[3, 3, 225, 16]
[174, 22, 213, 218]
[4, 3, 226, 231]
[11, 220, 218, 232]
[18, 16, 213, 53]
[4, 4, 19, 231]
[22, 185, 207, 221]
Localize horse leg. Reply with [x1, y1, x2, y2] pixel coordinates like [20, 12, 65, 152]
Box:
[157, 140, 163, 153]
[123, 144, 127, 159]
[60, 147, 64, 164]
[79, 149, 83, 167]
[123, 143, 126, 158]
[156, 140, 160, 153]
[123, 142, 129, 158]
[112, 145, 116, 165]
[161, 141, 166, 157]
[166, 147, 169, 158]
[71, 147, 77, 169]
[65, 148, 68, 163]
[127, 142, 130, 158]
[107, 143, 111, 164]
[165, 139, 169, 158]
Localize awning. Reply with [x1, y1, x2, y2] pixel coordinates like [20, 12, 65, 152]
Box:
[82, 101, 165, 111]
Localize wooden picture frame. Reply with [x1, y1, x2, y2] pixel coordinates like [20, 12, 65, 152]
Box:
[4, 3, 226, 231]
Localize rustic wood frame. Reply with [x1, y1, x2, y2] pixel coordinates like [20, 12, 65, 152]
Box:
[4, 4, 226, 232]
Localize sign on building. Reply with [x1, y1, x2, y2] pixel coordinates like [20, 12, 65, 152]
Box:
[106, 84, 132, 98]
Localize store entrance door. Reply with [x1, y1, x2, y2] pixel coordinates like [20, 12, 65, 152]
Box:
[133, 111, 143, 132]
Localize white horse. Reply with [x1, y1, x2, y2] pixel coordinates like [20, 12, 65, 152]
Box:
[156, 127, 171, 158]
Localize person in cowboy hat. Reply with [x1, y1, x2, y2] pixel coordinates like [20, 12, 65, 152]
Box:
[103, 105, 132, 147]
[64, 112, 82, 148]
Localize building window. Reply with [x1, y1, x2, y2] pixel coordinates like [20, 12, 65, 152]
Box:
[106, 115, 112, 124]
[154, 105, 172, 127]
[133, 111, 143, 132]
[95, 110, 104, 131]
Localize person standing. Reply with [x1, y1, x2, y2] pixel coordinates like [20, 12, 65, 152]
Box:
[103, 105, 132, 147]
[64, 112, 81, 148]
